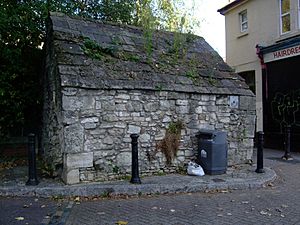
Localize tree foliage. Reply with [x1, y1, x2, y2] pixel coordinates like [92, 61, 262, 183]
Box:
[0, 0, 48, 138]
[0, 0, 198, 139]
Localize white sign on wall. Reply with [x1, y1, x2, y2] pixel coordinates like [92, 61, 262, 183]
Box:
[230, 96, 239, 108]
[264, 44, 300, 63]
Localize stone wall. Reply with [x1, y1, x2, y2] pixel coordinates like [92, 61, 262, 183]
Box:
[56, 87, 255, 184]
[42, 28, 64, 168]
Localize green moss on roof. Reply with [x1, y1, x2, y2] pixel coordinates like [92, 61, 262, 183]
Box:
[49, 12, 254, 96]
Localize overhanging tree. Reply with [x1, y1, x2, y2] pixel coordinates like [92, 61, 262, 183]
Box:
[0, 0, 198, 139]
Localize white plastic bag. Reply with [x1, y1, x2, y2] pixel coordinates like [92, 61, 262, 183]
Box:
[187, 161, 205, 176]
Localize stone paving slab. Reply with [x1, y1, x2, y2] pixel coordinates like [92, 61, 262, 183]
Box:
[0, 165, 276, 197]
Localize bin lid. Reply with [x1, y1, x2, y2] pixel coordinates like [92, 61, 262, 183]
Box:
[197, 129, 227, 143]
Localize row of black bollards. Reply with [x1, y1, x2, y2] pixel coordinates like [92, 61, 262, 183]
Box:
[25, 131, 280, 184]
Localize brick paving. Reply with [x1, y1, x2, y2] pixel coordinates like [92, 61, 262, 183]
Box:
[64, 149, 300, 225]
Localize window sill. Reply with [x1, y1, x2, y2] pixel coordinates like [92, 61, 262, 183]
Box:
[237, 32, 249, 39]
[275, 31, 300, 43]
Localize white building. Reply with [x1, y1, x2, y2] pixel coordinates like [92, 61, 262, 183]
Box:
[219, 0, 300, 150]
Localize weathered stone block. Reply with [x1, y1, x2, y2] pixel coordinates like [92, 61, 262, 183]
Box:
[94, 150, 110, 159]
[176, 100, 188, 106]
[116, 152, 131, 166]
[116, 94, 130, 100]
[140, 133, 151, 143]
[90, 128, 106, 135]
[125, 103, 135, 111]
[62, 110, 78, 125]
[131, 101, 143, 111]
[127, 125, 141, 134]
[81, 117, 99, 124]
[207, 105, 217, 112]
[64, 152, 93, 169]
[62, 96, 95, 111]
[95, 101, 102, 110]
[133, 117, 144, 122]
[209, 95, 216, 101]
[116, 112, 130, 117]
[245, 114, 256, 125]
[83, 122, 97, 129]
[131, 112, 140, 117]
[144, 102, 159, 112]
[239, 96, 256, 110]
[115, 103, 126, 111]
[201, 95, 210, 101]
[103, 136, 114, 145]
[216, 96, 229, 105]
[62, 168, 79, 184]
[84, 139, 103, 151]
[64, 124, 84, 153]
[103, 114, 118, 122]
[176, 105, 189, 114]
[162, 116, 172, 123]
[112, 122, 126, 129]
[159, 100, 170, 110]
[102, 101, 116, 111]
[195, 106, 203, 114]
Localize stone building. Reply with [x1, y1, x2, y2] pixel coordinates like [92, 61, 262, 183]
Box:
[43, 12, 255, 184]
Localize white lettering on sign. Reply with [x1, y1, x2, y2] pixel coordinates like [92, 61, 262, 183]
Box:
[263, 44, 300, 63]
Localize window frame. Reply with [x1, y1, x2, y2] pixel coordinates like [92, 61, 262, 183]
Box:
[239, 10, 248, 33]
[280, 0, 291, 34]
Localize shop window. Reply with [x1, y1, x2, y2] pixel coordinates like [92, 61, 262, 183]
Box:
[239, 10, 248, 32]
[280, 0, 291, 34]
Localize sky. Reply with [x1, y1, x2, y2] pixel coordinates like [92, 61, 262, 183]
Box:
[189, 0, 230, 59]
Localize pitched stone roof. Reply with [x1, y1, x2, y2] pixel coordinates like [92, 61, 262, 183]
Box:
[48, 12, 253, 96]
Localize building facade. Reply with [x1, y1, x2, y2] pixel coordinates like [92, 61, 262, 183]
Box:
[219, 0, 300, 150]
[43, 13, 255, 184]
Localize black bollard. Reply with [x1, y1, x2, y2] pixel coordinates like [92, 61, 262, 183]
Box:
[130, 134, 141, 184]
[26, 133, 39, 185]
[255, 131, 264, 173]
[282, 125, 293, 161]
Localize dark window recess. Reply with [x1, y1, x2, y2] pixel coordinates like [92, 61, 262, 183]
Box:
[239, 71, 256, 94]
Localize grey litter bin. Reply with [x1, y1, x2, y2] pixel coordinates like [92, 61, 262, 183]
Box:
[197, 130, 228, 175]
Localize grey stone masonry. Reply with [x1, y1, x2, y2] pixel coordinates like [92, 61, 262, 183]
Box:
[43, 13, 256, 184]
[59, 89, 255, 184]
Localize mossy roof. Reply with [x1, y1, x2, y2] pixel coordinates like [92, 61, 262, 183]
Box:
[48, 12, 253, 96]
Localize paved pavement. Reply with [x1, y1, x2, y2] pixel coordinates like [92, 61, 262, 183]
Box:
[1, 149, 300, 224]
[0, 156, 276, 198]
